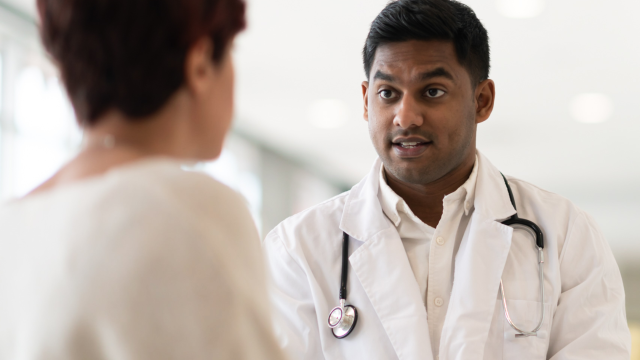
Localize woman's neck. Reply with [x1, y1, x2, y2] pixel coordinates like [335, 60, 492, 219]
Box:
[28, 92, 200, 197]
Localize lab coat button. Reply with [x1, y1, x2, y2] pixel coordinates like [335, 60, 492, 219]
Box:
[436, 237, 445, 245]
[435, 297, 444, 307]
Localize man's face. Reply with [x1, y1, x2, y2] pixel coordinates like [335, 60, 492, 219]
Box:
[363, 40, 489, 185]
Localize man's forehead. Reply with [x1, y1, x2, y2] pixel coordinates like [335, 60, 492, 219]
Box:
[371, 40, 464, 79]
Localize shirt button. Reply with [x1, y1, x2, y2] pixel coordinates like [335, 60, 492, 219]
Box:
[436, 237, 446, 245]
[435, 297, 444, 307]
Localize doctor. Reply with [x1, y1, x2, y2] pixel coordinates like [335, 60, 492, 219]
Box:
[263, 0, 631, 359]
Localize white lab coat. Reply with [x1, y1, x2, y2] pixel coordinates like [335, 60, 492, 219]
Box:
[263, 152, 631, 360]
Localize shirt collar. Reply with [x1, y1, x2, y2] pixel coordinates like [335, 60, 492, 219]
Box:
[378, 155, 479, 227]
[459, 155, 479, 215]
[378, 165, 403, 227]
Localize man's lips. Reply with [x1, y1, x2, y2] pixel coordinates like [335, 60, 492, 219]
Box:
[391, 136, 431, 157]
[391, 139, 432, 158]
[392, 136, 429, 145]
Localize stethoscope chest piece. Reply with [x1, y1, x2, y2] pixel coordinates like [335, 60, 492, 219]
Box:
[328, 302, 358, 339]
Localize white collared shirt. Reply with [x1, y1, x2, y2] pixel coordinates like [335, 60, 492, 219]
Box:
[377, 156, 479, 357]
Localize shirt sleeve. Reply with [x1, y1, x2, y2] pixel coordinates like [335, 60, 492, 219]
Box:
[547, 211, 631, 359]
[262, 230, 326, 360]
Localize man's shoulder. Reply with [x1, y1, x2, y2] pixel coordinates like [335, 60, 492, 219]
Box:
[504, 175, 581, 212]
[503, 175, 596, 238]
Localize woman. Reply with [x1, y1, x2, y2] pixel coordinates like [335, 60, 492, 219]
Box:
[0, 0, 284, 359]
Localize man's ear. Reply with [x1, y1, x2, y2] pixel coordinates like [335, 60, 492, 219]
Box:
[475, 79, 495, 124]
[362, 81, 370, 122]
[184, 37, 215, 95]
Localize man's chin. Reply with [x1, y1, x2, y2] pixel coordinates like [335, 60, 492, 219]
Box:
[384, 161, 440, 186]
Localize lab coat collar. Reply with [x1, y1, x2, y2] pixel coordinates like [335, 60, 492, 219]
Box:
[339, 158, 391, 242]
[473, 150, 517, 221]
[339, 151, 516, 241]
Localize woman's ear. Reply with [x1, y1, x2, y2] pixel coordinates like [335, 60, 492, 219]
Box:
[184, 37, 216, 95]
[475, 79, 495, 124]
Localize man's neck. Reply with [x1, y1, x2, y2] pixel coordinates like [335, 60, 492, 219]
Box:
[385, 154, 476, 228]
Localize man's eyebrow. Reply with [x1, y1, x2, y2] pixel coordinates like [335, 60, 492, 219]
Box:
[418, 67, 455, 81]
[373, 71, 395, 82]
[373, 68, 455, 83]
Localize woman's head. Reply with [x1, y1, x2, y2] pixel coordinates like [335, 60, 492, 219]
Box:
[37, 0, 245, 158]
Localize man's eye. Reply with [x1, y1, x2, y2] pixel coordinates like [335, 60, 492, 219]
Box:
[379, 90, 394, 99]
[426, 89, 445, 98]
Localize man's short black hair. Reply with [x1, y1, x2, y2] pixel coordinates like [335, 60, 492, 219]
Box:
[363, 0, 490, 86]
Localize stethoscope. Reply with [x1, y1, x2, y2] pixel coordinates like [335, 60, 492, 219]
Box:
[327, 231, 359, 338]
[327, 174, 545, 339]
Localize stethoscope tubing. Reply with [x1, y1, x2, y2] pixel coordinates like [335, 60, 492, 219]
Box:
[339, 232, 349, 301]
[499, 247, 545, 337]
[499, 173, 546, 337]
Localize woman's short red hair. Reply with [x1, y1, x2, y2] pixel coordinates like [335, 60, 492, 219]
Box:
[37, 0, 246, 125]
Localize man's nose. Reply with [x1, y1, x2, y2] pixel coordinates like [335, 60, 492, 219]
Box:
[393, 95, 424, 129]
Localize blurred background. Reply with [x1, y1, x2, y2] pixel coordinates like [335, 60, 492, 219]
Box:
[0, 0, 638, 354]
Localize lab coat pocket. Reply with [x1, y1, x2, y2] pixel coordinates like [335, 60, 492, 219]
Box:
[502, 299, 551, 359]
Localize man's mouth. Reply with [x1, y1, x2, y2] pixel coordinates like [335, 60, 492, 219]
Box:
[391, 138, 431, 158]
[397, 141, 425, 149]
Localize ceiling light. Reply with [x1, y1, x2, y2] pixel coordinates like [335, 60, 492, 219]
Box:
[570, 93, 613, 124]
[496, 0, 546, 18]
[308, 99, 349, 129]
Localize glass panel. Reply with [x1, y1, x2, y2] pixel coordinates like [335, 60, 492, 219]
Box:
[0, 52, 3, 113]
[12, 66, 80, 197]
[0, 51, 4, 200]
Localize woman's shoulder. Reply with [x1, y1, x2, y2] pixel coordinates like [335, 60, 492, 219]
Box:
[141, 160, 251, 218]
[75, 160, 266, 305]
[1, 158, 257, 248]
[132, 161, 257, 237]
[105, 158, 243, 203]
[62, 158, 252, 222]
[93, 159, 258, 243]
[0, 158, 263, 288]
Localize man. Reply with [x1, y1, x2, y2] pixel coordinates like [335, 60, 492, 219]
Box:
[262, 0, 631, 359]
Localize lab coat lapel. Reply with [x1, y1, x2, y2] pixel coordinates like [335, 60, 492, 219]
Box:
[349, 228, 434, 360]
[340, 159, 434, 360]
[439, 152, 517, 360]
